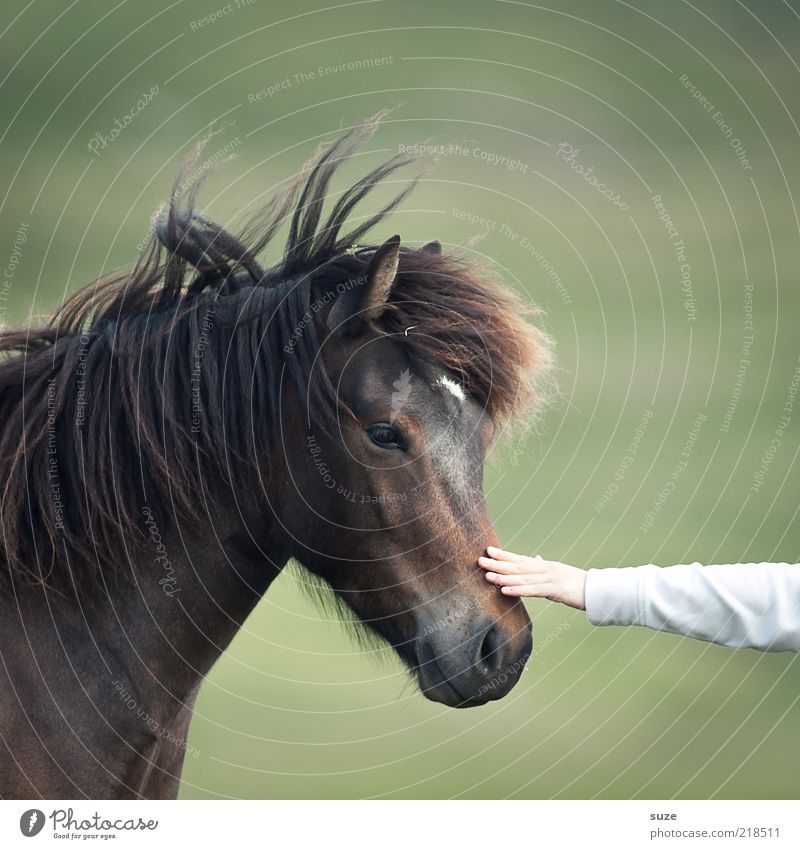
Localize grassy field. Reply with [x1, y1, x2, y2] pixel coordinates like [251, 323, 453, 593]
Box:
[1, 0, 798, 798]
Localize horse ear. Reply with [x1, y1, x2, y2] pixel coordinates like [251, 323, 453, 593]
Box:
[327, 235, 401, 333]
[420, 240, 441, 255]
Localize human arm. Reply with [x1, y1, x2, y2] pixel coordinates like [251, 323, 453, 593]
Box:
[584, 561, 800, 652]
[478, 548, 800, 652]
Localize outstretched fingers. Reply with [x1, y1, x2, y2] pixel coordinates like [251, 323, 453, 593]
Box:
[479, 548, 557, 599]
[486, 545, 528, 563]
[478, 551, 543, 576]
[499, 582, 555, 598]
[483, 570, 546, 586]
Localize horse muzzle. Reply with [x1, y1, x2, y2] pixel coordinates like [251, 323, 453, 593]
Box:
[414, 612, 533, 707]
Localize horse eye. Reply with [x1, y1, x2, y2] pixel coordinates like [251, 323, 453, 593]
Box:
[367, 424, 403, 449]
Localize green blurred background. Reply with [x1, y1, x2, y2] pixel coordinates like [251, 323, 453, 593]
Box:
[1, 0, 798, 799]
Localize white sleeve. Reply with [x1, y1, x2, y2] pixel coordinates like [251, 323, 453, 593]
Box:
[584, 562, 800, 652]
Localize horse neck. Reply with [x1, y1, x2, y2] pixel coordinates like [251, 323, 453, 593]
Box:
[0, 512, 288, 798]
[97, 509, 289, 705]
[93, 288, 294, 696]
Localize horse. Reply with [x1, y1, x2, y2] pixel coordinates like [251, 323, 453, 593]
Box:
[0, 115, 553, 799]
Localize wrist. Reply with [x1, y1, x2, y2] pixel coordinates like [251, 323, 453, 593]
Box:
[573, 567, 587, 610]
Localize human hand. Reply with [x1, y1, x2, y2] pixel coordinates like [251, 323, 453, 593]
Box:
[478, 546, 587, 610]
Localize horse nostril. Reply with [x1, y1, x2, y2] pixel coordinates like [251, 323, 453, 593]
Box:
[478, 625, 504, 677]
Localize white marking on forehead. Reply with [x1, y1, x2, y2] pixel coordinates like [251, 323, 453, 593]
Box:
[434, 374, 466, 403]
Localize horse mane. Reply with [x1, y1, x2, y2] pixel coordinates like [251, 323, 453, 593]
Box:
[0, 113, 553, 595]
